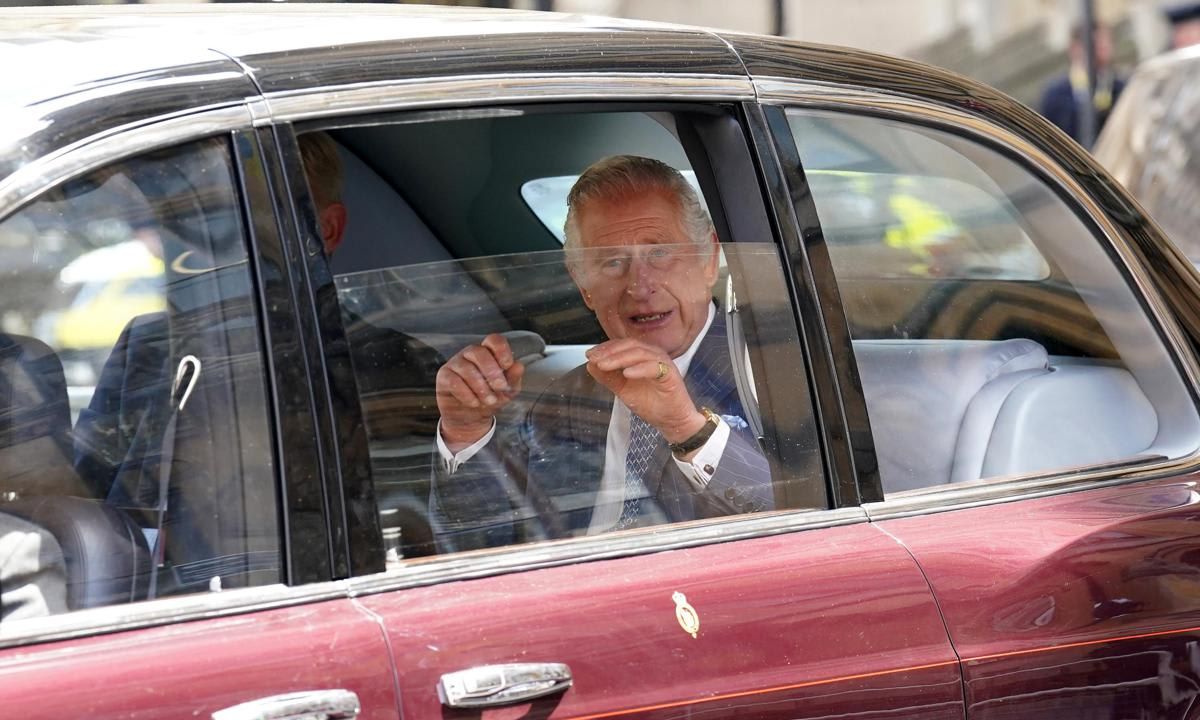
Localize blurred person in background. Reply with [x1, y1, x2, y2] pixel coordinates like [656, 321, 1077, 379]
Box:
[1040, 21, 1126, 147]
[1166, 3, 1200, 49]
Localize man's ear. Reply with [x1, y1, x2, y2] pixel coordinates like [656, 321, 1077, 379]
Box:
[569, 264, 595, 310]
[319, 202, 348, 256]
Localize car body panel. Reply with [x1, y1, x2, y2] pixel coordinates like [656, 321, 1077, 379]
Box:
[758, 62, 1200, 718]
[3, 596, 399, 720]
[357, 523, 964, 720]
[878, 473, 1200, 717]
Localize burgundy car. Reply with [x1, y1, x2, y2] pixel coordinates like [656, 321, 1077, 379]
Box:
[2, 6, 1200, 720]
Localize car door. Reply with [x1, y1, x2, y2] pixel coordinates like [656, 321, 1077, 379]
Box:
[764, 81, 1200, 718]
[276, 73, 966, 720]
[0, 111, 400, 719]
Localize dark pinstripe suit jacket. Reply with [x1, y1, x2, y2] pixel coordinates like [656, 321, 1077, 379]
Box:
[431, 314, 773, 552]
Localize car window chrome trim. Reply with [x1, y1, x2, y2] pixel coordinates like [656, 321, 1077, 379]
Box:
[345, 507, 866, 597]
[0, 507, 864, 649]
[754, 76, 1200, 512]
[0, 103, 251, 220]
[259, 73, 755, 123]
[863, 463, 1193, 521]
[0, 583, 349, 651]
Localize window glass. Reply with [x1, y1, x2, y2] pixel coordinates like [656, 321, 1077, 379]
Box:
[0, 137, 277, 624]
[786, 109, 1199, 496]
[791, 113, 1049, 281]
[804, 170, 1049, 280]
[299, 110, 821, 563]
[521, 170, 703, 243]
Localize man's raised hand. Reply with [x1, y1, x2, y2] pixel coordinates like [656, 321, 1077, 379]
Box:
[437, 333, 525, 449]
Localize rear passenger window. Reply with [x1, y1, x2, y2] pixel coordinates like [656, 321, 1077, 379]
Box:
[0, 137, 276, 623]
[785, 109, 1200, 495]
[297, 108, 823, 562]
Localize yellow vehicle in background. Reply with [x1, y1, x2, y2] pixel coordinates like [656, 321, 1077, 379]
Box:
[36, 239, 165, 400]
[52, 240, 165, 352]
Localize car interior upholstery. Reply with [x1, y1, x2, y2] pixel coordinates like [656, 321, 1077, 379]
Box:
[0, 333, 151, 610]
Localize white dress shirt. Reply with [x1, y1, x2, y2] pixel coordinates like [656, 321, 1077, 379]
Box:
[437, 303, 730, 534]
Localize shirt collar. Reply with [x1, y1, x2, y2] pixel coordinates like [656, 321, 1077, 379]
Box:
[673, 302, 716, 377]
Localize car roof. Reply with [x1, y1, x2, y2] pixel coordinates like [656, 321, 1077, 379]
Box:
[0, 5, 741, 101]
[0, 4, 746, 184]
[0, 4, 1059, 202]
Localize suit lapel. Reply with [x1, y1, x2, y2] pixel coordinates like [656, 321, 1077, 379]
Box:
[683, 312, 736, 413]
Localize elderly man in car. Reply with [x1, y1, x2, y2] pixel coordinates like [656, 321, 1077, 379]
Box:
[431, 155, 773, 551]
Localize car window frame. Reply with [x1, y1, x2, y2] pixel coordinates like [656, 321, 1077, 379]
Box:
[757, 79, 1200, 519]
[0, 106, 346, 649]
[267, 78, 867, 588]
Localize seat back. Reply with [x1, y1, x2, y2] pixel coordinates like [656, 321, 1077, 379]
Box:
[978, 364, 1158, 477]
[3, 497, 150, 611]
[0, 333, 150, 611]
[854, 339, 1049, 492]
[0, 334, 86, 498]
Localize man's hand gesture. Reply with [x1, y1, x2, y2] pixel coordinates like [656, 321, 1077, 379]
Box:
[436, 333, 525, 450]
[586, 338, 706, 444]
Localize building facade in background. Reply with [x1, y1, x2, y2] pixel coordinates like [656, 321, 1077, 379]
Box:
[552, 0, 1186, 105]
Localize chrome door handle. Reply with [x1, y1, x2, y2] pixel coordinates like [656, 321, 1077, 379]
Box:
[438, 663, 572, 708]
[212, 689, 361, 720]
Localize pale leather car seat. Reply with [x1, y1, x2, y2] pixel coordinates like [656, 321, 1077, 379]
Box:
[854, 338, 1050, 493]
[854, 338, 1160, 494]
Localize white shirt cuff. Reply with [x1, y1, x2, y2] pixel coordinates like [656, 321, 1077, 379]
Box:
[671, 417, 730, 488]
[436, 418, 497, 474]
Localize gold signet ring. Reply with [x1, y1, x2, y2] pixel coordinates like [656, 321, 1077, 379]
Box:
[655, 361, 669, 382]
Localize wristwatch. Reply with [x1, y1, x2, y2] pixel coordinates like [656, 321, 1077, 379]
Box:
[669, 407, 719, 458]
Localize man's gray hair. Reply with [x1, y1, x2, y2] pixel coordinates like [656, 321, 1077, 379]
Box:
[563, 155, 714, 256]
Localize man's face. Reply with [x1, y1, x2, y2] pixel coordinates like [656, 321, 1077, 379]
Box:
[571, 188, 718, 358]
[1071, 26, 1112, 67]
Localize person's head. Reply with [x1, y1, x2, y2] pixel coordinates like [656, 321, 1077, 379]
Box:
[1167, 3, 1200, 49]
[298, 131, 348, 255]
[1069, 22, 1113, 68]
[564, 155, 719, 359]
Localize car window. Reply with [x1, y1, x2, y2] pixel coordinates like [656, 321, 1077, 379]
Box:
[804, 169, 1049, 280]
[298, 109, 823, 563]
[521, 170, 704, 243]
[785, 109, 1200, 496]
[0, 136, 277, 624]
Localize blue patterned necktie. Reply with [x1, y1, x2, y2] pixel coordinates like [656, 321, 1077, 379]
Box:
[615, 413, 659, 530]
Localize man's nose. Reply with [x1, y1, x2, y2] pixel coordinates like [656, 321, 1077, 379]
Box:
[625, 255, 658, 298]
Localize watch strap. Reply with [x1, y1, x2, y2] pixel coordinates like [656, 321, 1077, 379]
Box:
[669, 407, 719, 457]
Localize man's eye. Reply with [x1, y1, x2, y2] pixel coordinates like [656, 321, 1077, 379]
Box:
[649, 247, 670, 259]
[602, 257, 627, 268]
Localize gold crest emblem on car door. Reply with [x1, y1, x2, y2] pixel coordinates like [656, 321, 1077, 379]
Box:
[673, 592, 699, 638]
